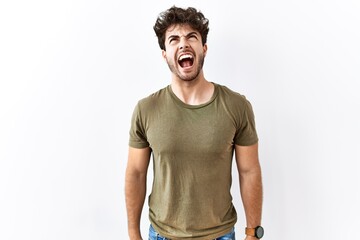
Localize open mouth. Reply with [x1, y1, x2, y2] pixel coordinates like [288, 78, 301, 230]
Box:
[178, 54, 194, 68]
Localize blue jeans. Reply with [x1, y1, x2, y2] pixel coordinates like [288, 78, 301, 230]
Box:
[149, 225, 235, 240]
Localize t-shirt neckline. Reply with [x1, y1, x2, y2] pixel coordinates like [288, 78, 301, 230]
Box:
[167, 82, 219, 109]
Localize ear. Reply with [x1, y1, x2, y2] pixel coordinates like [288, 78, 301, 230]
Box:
[161, 50, 167, 61]
[203, 44, 208, 56]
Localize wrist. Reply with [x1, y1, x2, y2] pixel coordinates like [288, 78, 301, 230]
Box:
[128, 230, 142, 240]
[245, 226, 264, 239]
[129, 235, 142, 240]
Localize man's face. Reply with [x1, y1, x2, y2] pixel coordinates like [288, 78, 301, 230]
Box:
[162, 24, 207, 82]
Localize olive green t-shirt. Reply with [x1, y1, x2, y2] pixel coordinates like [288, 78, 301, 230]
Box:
[129, 83, 258, 239]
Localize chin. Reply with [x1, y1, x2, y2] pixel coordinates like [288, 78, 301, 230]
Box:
[178, 72, 200, 82]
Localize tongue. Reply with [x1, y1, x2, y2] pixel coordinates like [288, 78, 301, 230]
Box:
[181, 60, 192, 68]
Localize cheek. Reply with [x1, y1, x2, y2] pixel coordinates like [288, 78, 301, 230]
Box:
[163, 53, 173, 65]
[166, 51, 176, 61]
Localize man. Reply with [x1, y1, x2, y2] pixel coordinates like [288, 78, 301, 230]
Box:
[125, 6, 264, 240]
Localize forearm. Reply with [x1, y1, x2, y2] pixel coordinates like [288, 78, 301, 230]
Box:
[239, 166, 263, 228]
[125, 170, 147, 239]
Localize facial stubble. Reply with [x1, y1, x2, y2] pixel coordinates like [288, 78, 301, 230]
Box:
[166, 53, 205, 82]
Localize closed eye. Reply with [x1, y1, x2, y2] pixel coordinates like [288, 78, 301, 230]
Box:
[188, 34, 198, 40]
[168, 36, 179, 44]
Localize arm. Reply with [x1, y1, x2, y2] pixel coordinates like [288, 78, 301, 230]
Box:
[125, 146, 151, 240]
[235, 143, 263, 239]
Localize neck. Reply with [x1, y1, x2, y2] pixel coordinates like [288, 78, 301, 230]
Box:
[171, 72, 214, 105]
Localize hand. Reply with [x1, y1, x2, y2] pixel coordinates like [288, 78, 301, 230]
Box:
[244, 236, 259, 240]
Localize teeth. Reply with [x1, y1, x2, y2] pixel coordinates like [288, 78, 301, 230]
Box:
[179, 54, 193, 61]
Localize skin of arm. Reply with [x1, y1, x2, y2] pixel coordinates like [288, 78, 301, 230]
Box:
[125, 147, 151, 240]
[235, 143, 263, 240]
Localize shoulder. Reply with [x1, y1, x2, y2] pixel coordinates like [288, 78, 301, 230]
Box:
[137, 86, 169, 109]
[215, 83, 251, 106]
[132, 86, 170, 119]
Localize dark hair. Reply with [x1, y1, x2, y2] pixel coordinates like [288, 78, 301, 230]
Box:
[153, 6, 209, 50]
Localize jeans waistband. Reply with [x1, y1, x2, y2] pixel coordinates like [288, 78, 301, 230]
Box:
[148, 225, 235, 240]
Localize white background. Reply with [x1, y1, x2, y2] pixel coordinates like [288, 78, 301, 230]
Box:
[1, 0, 359, 239]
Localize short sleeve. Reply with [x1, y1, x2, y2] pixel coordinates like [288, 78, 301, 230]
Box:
[234, 99, 258, 146]
[128, 102, 150, 148]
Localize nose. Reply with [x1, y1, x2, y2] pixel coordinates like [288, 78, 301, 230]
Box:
[179, 36, 189, 50]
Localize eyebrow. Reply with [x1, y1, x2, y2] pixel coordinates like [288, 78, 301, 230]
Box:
[167, 31, 199, 40]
